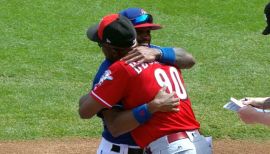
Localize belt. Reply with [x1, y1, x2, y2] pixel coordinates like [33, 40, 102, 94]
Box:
[167, 131, 189, 143]
[111, 144, 144, 154]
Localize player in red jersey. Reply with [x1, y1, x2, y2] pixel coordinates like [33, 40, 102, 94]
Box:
[79, 14, 212, 153]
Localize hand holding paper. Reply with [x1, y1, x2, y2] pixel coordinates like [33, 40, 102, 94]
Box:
[224, 97, 269, 112]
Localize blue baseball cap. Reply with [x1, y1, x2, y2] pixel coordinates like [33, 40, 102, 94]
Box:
[119, 8, 162, 30]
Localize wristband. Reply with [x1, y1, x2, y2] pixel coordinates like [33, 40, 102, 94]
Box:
[132, 104, 152, 124]
[160, 47, 176, 64]
[156, 48, 163, 60]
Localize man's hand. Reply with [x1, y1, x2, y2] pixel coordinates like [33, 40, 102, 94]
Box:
[240, 97, 270, 109]
[121, 46, 161, 66]
[147, 86, 180, 113]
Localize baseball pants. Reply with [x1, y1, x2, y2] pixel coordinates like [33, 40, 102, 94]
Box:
[145, 130, 212, 154]
[97, 137, 144, 154]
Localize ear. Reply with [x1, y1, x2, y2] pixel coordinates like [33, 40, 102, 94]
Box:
[102, 46, 120, 62]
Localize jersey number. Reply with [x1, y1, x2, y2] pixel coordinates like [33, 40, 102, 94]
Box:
[154, 67, 187, 99]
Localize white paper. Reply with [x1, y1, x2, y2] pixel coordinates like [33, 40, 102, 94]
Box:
[223, 97, 244, 112]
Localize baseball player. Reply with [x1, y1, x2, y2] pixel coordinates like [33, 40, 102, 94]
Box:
[84, 8, 197, 154]
[118, 8, 195, 69]
[80, 14, 212, 153]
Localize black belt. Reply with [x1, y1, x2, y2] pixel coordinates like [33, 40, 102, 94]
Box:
[111, 144, 144, 154]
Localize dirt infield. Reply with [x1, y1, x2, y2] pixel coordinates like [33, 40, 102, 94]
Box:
[0, 138, 270, 154]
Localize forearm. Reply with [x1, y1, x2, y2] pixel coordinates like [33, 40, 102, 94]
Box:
[103, 87, 179, 136]
[104, 109, 140, 137]
[79, 94, 105, 119]
[158, 47, 195, 69]
[173, 48, 195, 69]
[257, 112, 270, 126]
[104, 103, 154, 137]
[79, 94, 89, 107]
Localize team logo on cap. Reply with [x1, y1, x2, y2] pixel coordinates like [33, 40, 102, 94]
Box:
[106, 38, 111, 43]
[132, 39, 137, 47]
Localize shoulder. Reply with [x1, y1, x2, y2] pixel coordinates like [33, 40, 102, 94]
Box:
[149, 44, 162, 49]
[109, 61, 138, 76]
[150, 44, 174, 51]
[109, 61, 128, 72]
[150, 44, 174, 49]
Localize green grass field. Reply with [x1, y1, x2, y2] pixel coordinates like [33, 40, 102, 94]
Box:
[1, 0, 270, 141]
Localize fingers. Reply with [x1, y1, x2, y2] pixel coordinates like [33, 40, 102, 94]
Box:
[164, 97, 180, 112]
[242, 101, 251, 105]
[133, 59, 144, 66]
[160, 85, 167, 92]
[122, 52, 145, 64]
[240, 97, 253, 105]
[240, 98, 247, 102]
[171, 101, 180, 107]
[121, 47, 142, 59]
[173, 97, 180, 102]
[157, 86, 169, 95]
[171, 108, 180, 112]
[121, 50, 138, 60]
[168, 91, 178, 100]
[163, 106, 179, 112]
[126, 55, 144, 64]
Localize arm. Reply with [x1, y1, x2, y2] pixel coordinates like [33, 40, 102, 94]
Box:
[240, 97, 270, 109]
[121, 46, 195, 69]
[79, 94, 106, 119]
[173, 47, 195, 69]
[103, 86, 180, 137]
[257, 113, 270, 126]
[238, 106, 270, 126]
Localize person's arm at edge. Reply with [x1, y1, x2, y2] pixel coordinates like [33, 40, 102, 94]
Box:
[238, 106, 270, 126]
[257, 112, 270, 126]
[241, 97, 270, 109]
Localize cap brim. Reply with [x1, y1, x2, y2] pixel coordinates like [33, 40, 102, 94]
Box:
[134, 23, 162, 30]
[262, 25, 270, 35]
[87, 24, 100, 42]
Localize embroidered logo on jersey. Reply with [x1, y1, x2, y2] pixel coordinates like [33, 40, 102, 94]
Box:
[140, 9, 147, 15]
[93, 70, 113, 91]
[98, 70, 113, 85]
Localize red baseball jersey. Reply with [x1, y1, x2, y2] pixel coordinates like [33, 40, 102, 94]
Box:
[91, 60, 200, 147]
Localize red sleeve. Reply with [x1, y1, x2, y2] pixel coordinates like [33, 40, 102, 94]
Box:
[90, 62, 129, 108]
